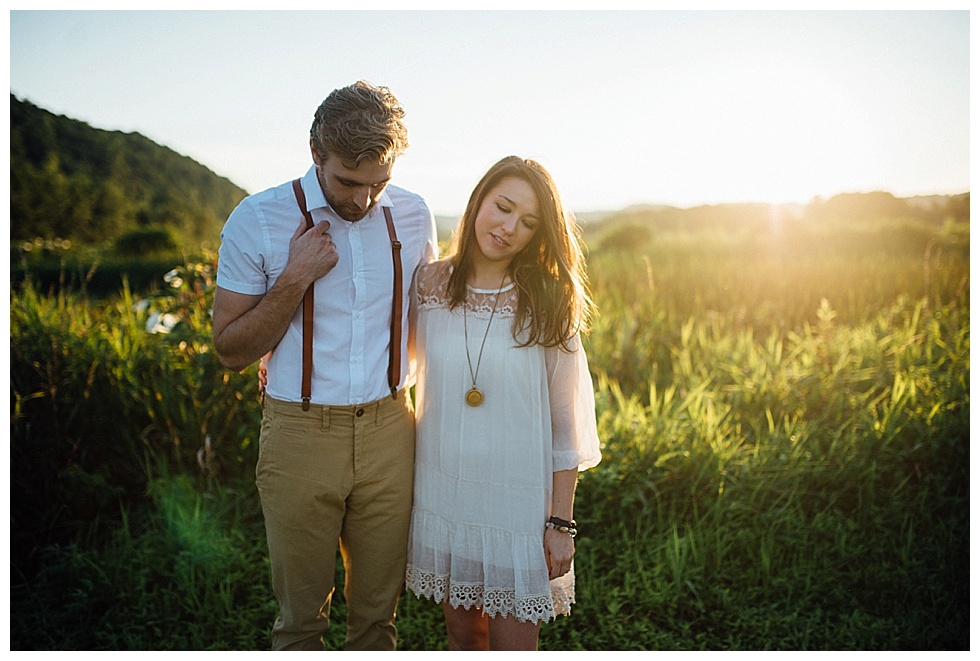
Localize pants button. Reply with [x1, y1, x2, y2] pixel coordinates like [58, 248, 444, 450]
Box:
[355, 408, 364, 417]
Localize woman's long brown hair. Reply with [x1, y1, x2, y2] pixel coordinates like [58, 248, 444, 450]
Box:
[446, 156, 595, 351]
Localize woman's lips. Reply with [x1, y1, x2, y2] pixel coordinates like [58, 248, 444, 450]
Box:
[490, 233, 510, 248]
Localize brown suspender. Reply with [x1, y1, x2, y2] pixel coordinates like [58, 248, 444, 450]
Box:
[291, 180, 316, 409]
[385, 208, 403, 400]
[291, 179, 402, 410]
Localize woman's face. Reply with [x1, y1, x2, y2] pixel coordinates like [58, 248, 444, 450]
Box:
[471, 176, 541, 270]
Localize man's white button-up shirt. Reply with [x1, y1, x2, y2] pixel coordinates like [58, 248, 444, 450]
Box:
[217, 165, 439, 405]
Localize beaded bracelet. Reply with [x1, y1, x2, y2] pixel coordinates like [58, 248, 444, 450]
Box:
[546, 516, 578, 538]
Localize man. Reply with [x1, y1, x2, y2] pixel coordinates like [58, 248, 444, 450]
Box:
[213, 81, 439, 650]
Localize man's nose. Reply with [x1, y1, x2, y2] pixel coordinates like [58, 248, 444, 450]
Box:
[353, 186, 371, 210]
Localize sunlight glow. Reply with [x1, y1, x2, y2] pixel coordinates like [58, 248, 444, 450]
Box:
[8, 10, 969, 214]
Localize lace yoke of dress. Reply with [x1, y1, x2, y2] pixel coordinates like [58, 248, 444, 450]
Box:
[417, 263, 518, 319]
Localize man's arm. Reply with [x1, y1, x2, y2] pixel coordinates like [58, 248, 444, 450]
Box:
[213, 215, 339, 372]
[212, 286, 300, 372]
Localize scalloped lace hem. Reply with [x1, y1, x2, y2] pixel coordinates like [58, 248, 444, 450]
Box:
[405, 565, 574, 624]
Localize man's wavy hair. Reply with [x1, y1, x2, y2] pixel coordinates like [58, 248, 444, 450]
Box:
[310, 81, 409, 165]
[447, 156, 595, 351]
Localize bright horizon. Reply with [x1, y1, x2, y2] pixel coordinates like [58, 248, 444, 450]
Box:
[7, 9, 971, 217]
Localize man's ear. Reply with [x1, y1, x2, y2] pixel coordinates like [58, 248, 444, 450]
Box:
[309, 138, 321, 166]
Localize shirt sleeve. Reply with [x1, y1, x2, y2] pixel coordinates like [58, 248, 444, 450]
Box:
[216, 199, 269, 296]
[422, 203, 440, 266]
[546, 333, 602, 472]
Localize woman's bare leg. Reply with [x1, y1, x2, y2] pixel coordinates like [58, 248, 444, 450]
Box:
[442, 602, 489, 651]
[488, 614, 540, 651]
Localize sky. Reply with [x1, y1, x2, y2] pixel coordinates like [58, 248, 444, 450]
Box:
[7, 8, 972, 217]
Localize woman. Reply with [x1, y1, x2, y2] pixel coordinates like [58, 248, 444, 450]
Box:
[405, 156, 601, 650]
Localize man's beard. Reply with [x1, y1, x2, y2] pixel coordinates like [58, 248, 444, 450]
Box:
[317, 168, 373, 222]
[330, 200, 372, 223]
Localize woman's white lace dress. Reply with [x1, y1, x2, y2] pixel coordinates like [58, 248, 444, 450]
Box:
[405, 260, 601, 623]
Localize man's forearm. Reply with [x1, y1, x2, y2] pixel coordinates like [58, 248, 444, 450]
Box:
[213, 274, 310, 372]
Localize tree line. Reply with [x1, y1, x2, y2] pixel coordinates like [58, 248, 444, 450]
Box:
[10, 93, 969, 259]
[10, 94, 248, 251]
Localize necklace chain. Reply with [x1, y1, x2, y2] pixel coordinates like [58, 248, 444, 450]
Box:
[463, 273, 508, 394]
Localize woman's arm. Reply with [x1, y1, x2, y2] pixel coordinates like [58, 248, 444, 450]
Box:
[542, 333, 602, 580]
[544, 468, 578, 580]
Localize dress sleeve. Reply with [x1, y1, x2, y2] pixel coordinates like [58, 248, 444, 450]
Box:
[546, 333, 602, 472]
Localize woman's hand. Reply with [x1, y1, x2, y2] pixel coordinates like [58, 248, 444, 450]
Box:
[544, 528, 575, 580]
[258, 355, 269, 393]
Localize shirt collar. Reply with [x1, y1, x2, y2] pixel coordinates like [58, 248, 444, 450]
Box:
[299, 164, 394, 220]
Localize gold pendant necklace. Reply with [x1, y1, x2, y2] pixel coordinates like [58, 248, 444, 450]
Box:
[465, 387, 484, 407]
[462, 273, 507, 407]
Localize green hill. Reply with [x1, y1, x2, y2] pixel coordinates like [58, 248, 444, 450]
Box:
[585, 191, 969, 256]
[10, 94, 248, 249]
[10, 93, 968, 259]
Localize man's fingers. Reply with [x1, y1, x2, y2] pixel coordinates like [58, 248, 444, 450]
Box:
[292, 216, 308, 239]
[292, 217, 331, 240]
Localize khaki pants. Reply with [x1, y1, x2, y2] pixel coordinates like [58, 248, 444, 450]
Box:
[256, 391, 416, 650]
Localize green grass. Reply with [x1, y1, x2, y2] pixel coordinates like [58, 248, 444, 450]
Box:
[9, 225, 970, 650]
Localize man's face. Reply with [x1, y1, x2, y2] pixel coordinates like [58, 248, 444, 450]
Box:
[312, 145, 393, 222]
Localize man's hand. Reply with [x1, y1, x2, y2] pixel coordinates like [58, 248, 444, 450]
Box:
[286, 218, 339, 283]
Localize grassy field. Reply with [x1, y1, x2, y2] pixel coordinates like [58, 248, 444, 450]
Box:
[9, 215, 970, 650]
